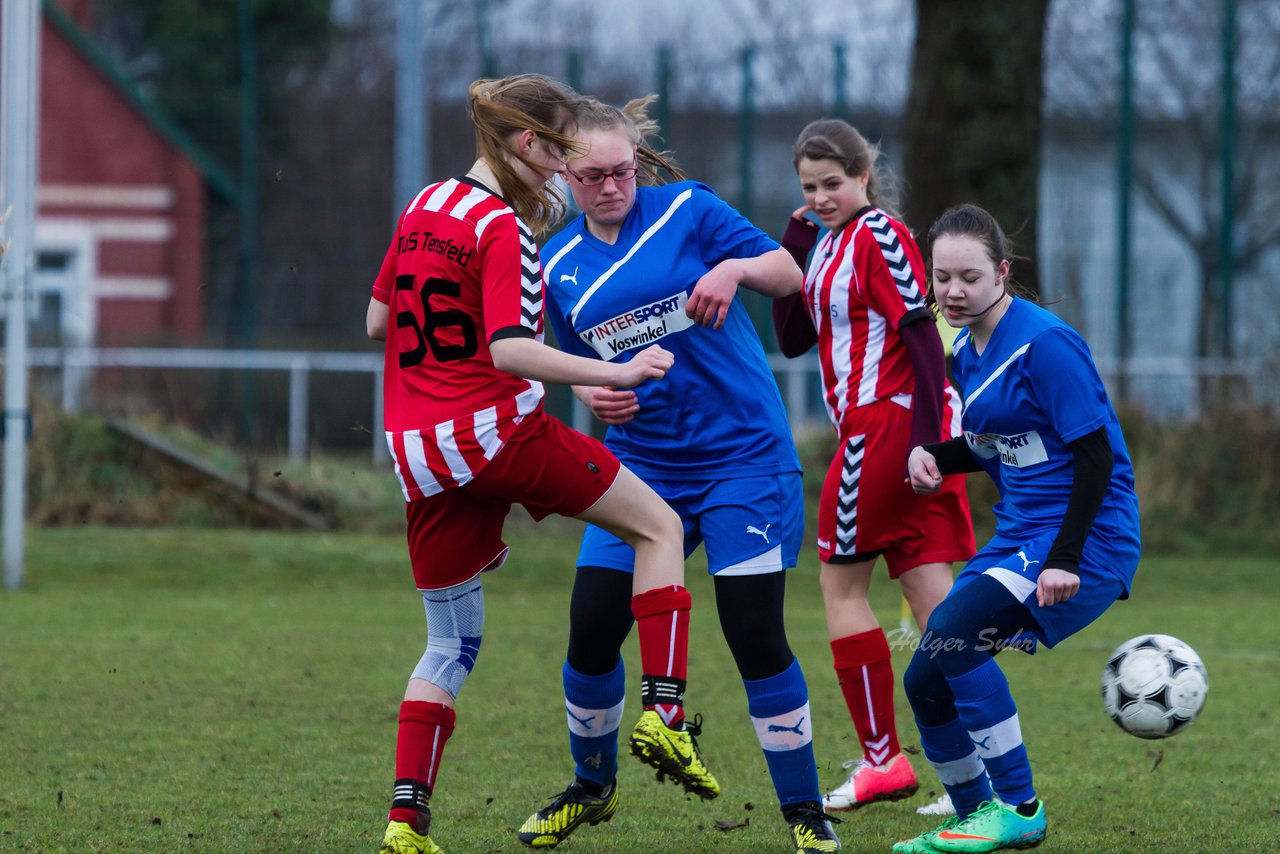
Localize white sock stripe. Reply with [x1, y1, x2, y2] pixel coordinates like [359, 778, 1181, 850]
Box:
[565, 697, 626, 738]
[426, 726, 443, 788]
[666, 610, 677, 676]
[929, 749, 986, 786]
[968, 713, 1024, 760]
[750, 702, 813, 752]
[861, 665, 879, 737]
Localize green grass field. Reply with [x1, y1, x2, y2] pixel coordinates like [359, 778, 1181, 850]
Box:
[2, 525, 1278, 853]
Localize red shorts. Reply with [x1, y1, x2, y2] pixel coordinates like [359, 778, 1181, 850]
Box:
[404, 410, 621, 590]
[817, 400, 974, 575]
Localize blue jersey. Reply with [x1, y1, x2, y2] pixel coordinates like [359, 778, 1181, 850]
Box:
[951, 299, 1140, 574]
[542, 181, 800, 481]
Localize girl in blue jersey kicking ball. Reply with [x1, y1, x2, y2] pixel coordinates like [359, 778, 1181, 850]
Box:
[894, 204, 1141, 853]
[517, 95, 842, 854]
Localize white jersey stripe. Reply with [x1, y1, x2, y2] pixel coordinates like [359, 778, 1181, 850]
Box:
[858, 308, 887, 406]
[401, 430, 445, 498]
[473, 406, 502, 460]
[449, 187, 490, 221]
[827, 235, 858, 425]
[515, 382, 543, 417]
[434, 420, 474, 485]
[570, 188, 694, 324]
[422, 180, 458, 212]
[473, 208, 508, 242]
[406, 183, 436, 215]
[964, 343, 1031, 410]
[945, 385, 963, 437]
[542, 234, 583, 279]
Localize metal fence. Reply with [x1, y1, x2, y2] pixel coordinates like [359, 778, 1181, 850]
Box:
[14, 348, 1267, 465]
[21, 347, 828, 463]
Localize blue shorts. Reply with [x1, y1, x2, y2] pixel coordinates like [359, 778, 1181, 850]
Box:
[954, 527, 1136, 648]
[577, 472, 804, 576]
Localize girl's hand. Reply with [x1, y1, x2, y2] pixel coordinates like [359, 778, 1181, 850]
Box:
[687, 262, 742, 330]
[582, 386, 640, 425]
[1036, 568, 1080, 607]
[907, 446, 943, 494]
[613, 345, 674, 388]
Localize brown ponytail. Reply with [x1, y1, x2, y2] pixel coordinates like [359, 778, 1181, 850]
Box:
[468, 74, 584, 234]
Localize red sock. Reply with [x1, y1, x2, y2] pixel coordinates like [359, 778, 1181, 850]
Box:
[388, 700, 456, 826]
[631, 585, 691, 729]
[831, 629, 900, 766]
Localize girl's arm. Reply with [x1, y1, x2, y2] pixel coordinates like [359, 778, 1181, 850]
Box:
[771, 216, 822, 356]
[1044, 426, 1115, 575]
[899, 315, 947, 453]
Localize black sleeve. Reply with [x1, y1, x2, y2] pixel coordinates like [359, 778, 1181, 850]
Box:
[489, 325, 536, 343]
[922, 436, 983, 475]
[899, 314, 946, 454]
[1045, 426, 1115, 575]
[771, 217, 821, 357]
[779, 215, 820, 271]
[771, 292, 818, 357]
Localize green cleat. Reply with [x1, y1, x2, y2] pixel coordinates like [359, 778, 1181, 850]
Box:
[516, 779, 619, 848]
[782, 800, 843, 853]
[627, 710, 720, 799]
[928, 799, 1046, 852]
[891, 815, 961, 853]
[378, 818, 444, 854]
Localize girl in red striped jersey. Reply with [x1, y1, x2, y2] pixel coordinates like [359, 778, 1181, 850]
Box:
[366, 74, 715, 854]
[772, 119, 976, 815]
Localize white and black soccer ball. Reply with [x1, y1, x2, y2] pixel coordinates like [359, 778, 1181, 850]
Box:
[1101, 634, 1208, 739]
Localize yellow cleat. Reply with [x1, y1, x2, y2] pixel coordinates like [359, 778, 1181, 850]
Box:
[627, 710, 720, 800]
[783, 801, 843, 853]
[378, 819, 444, 854]
[516, 779, 619, 848]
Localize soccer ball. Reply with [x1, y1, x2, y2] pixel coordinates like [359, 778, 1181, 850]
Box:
[1100, 634, 1207, 739]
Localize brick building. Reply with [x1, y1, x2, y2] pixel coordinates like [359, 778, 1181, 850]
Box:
[18, 1, 234, 347]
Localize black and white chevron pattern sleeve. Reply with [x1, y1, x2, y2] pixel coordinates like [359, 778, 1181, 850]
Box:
[866, 212, 926, 311]
[516, 221, 543, 330]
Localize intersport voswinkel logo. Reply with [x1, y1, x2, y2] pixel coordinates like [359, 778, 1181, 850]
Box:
[581, 292, 693, 359]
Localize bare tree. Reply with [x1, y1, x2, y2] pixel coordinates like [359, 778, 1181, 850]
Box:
[1049, 0, 1280, 359]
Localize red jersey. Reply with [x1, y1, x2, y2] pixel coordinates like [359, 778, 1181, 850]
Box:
[803, 207, 954, 433]
[372, 177, 545, 500]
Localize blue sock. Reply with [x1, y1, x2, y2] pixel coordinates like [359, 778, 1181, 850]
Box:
[945, 659, 1035, 806]
[744, 658, 820, 807]
[916, 716, 993, 819]
[563, 658, 626, 790]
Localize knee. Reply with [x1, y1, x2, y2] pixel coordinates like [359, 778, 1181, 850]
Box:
[922, 596, 968, 646]
[902, 652, 936, 703]
[722, 610, 792, 680]
[903, 650, 951, 716]
[412, 578, 485, 701]
[651, 503, 683, 546]
[413, 632, 482, 701]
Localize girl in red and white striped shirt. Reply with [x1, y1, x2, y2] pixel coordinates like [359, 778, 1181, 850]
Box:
[773, 118, 975, 815]
[366, 74, 716, 854]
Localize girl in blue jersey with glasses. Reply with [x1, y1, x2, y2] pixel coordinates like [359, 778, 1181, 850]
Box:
[517, 96, 842, 854]
[892, 204, 1141, 853]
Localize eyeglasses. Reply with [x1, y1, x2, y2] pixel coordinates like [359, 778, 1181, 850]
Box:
[565, 160, 638, 186]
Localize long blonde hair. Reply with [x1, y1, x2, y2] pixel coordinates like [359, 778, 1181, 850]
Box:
[573, 95, 685, 185]
[468, 74, 584, 234]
